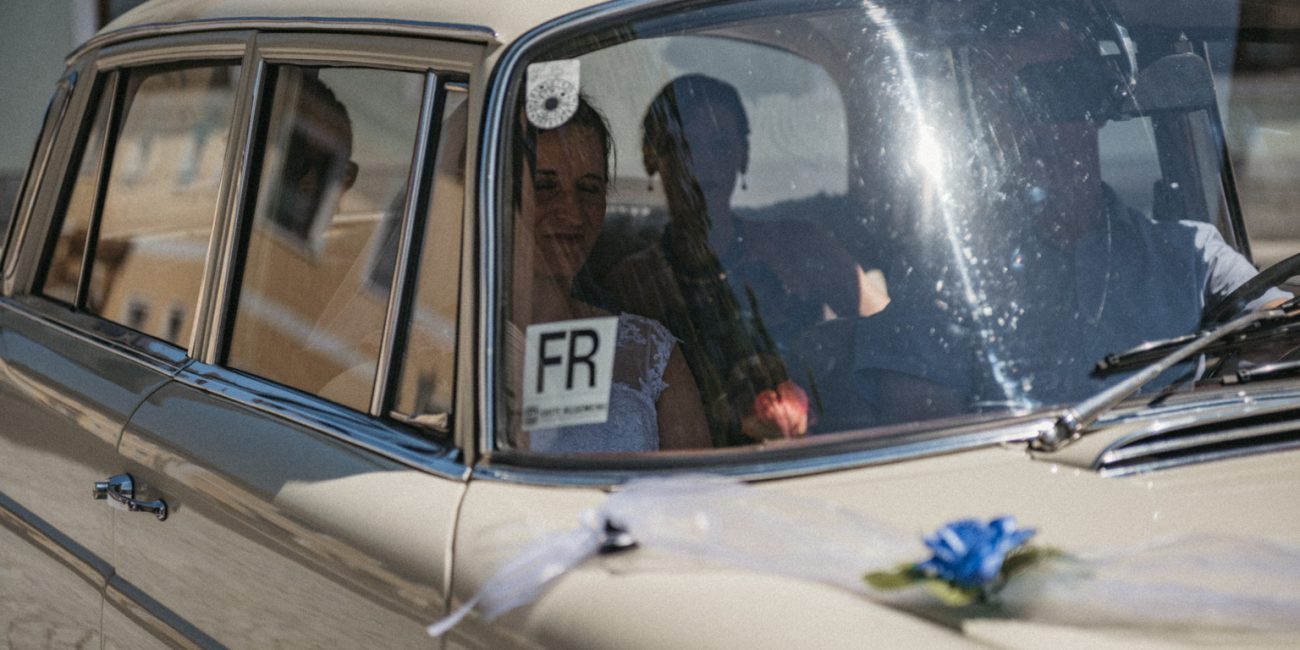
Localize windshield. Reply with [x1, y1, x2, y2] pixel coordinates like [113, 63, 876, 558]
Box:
[497, 0, 1300, 454]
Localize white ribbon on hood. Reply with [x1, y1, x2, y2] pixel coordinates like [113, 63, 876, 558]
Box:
[428, 474, 1300, 636]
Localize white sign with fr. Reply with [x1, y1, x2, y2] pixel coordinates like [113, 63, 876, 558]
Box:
[522, 317, 618, 429]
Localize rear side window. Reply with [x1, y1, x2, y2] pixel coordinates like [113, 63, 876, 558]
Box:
[390, 84, 468, 428]
[223, 65, 433, 413]
[39, 63, 240, 347]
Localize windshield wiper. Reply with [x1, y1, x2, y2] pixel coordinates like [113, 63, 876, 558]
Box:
[1033, 306, 1287, 451]
[1221, 359, 1300, 386]
[1095, 295, 1300, 374]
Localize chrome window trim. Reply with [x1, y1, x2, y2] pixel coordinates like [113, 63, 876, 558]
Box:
[371, 72, 442, 417]
[472, 420, 1044, 487]
[250, 34, 477, 73]
[0, 297, 190, 376]
[93, 30, 252, 70]
[175, 361, 468, 481]
[2, 28, 478, 479]
[474, 0, 1300, 481]
[192, 34, 478, 476]
[191, 35, 261, 358]
[71, 69, 122, 310]
[70, 18, 497, 64]
[200, 52, 264, 364]
[204, 31, 478, 365]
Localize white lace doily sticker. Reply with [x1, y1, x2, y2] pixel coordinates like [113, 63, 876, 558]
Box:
[526, 60, 581, 129]
[523, 316, 618, 428]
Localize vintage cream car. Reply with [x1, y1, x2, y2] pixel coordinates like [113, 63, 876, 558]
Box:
[3, 0, 1300, 647]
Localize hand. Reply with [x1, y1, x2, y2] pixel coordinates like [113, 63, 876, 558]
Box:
[741, 380, 811, 440]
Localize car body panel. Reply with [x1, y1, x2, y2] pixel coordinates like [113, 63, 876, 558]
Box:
[0, 493, 104, 649]
[109, 372, 463, 647]
[2, 0, 1300, 647]
[95, 0, 603, 47]
[0, 298, 179, 646]
[449, 480, 978, 649]
[454, 443, 1300, 647]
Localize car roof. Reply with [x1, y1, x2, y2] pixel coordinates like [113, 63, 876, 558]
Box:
[86, 0, 611, 56]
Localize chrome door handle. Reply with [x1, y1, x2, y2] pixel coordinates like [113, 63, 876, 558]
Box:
[93, 474, 168, 521]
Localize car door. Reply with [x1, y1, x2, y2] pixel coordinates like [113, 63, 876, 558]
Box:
[103, 33, 479, 647]
[0, 42, 241, 647]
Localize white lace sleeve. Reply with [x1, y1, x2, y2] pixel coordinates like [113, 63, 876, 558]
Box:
[615, 313, 677, 402]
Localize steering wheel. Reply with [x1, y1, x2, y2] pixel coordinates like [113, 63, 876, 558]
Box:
[1200, 251, 1300, 328]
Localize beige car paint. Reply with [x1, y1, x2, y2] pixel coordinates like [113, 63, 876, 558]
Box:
[3, 1, 1299, 647]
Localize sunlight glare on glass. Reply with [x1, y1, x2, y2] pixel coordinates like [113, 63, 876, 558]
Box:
[914, 127, 946, 181]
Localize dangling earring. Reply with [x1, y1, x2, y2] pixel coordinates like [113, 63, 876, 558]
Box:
[740, 173, 748, 191]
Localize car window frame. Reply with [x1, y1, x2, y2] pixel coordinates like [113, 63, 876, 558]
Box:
[1, 28, 481, 477]
[201, 33, 475, 445]
[473, 0, 1066, 484]
[1, 32, 254, 377]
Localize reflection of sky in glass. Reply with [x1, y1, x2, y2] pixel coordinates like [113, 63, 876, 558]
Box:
[316, 69, 425, 215]
[861, 0, 1025, 407]
[579, 36, 849, 208]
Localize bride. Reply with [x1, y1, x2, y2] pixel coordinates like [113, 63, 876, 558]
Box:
[512, 97, 709, 452]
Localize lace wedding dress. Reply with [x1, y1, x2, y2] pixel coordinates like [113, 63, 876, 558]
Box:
[529, 313, 675, 453]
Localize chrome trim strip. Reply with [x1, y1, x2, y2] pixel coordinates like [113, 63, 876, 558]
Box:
[176, 362, 469, 481]
[0, 297, 190, 375]
[1088, 393, 1300, 475]
[190, 35, 259, 359]
[72, 18, 497, 63]
[73, 69, 122, 308]
[1091, 377, 1300, 429]
[94, 37, 249, 69]
[372, 72, 440, 417]
[1097, 416, 1300, 467]
[106, 576, 214, 649]
[1099, 438, 1300, 478]
[0, 490, 111, 589]
[204, 55, 267, 364]
[472, 420, 1044, 487]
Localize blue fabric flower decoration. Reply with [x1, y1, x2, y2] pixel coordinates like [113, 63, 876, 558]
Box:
[916, 516, 1036, 589]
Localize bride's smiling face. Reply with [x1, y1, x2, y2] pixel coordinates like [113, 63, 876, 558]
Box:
[529, 124, 608, 284]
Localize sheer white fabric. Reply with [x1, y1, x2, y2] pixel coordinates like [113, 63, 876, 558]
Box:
[529, 313, 675, 453]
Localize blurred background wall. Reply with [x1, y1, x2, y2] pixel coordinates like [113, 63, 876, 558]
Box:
[0, 1, 146, 223]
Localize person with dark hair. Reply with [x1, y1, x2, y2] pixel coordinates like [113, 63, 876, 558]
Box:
[851, 10, 1290, 421]
[513, 96, 709, 453]
[271, 72, 359, 239]
[607, 74, 884, 446]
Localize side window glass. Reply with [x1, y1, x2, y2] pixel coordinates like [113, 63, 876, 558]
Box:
[1217, 38, 1300, 268]
[501, 30, 852, 453]
[391, 85, 467, 428]
[42, 80, 113, 305]
[225, 66, 426, 412]
[40, 64, 240, 348]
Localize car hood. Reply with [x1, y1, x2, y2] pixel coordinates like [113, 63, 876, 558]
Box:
[456, 395, 1300, 648]
[781, 413, 1300, 646]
